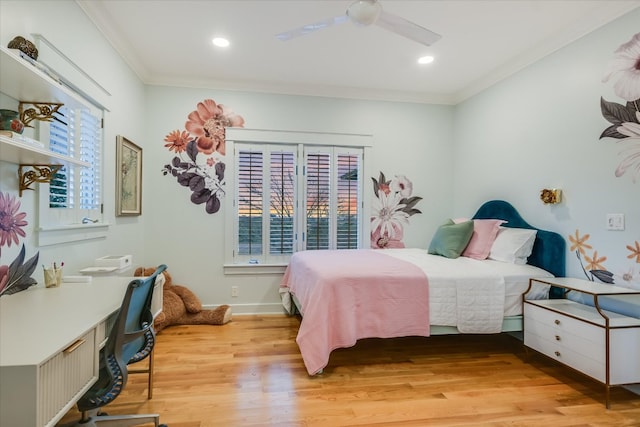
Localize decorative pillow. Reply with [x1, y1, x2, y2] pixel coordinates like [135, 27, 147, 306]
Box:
[488, 227, 537, 264]
[428, 219, 475, 259]
[453, 218, 506, 260]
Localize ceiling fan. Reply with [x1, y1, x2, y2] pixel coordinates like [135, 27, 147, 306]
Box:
[275, 0, 442, 47]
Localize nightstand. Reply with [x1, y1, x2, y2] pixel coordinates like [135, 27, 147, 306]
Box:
[524, 277, 640, 409]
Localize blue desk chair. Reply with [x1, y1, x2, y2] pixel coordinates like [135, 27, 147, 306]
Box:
[75, 264, 168, 427]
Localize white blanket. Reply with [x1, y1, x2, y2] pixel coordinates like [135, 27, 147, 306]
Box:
[382, 249, 505, 333]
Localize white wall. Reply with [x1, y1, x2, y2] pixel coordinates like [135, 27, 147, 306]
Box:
[0, 0, 147, 280]
[453, 8, 640, 283]
[143, 87, 454, 311]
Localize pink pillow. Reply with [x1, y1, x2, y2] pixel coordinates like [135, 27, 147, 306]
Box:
[454, 218, 505, 260]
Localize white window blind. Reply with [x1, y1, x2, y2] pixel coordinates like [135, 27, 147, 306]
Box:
[79, 109, 101, 210]
[47, 107, 101, 210]
[233, 142, 362, 265]
[237, 149, 264, 258]
[48, 108, 74, 208]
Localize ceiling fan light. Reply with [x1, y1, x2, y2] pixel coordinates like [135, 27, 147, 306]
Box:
[347, 0, 382, 26]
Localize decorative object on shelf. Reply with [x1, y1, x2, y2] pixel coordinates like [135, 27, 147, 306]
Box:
[371, 171, 422, 248]
[0, 244, 40, 297]
[161, 98, 245, 214]
[18, 164, 63, 197]
[18, 101, 64, 128]
[599, 32, 640, 183]
[540, 188, 562, 205]
[7, 35, 38, 60]
[0, 109, 24, 134]
[116, 136, 142, 216]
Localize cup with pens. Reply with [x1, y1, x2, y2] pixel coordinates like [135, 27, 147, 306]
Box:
[43, 262, 63, 288]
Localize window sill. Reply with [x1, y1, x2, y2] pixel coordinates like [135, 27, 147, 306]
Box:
[38, 223, 110, 246]
[223, 263, 287, 275]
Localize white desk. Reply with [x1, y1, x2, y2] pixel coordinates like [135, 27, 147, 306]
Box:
[0, 276, 132, 427]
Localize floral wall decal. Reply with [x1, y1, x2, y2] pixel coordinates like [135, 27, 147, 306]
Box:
[0, 192, 38, 297]
[0, 192, 28, 257]
[0, 244, 39, 297]
[370, 172, 422, 248]
[162, 99, 245, 214]
[599, 32, 640, 183]
[569, 229, 640, 289]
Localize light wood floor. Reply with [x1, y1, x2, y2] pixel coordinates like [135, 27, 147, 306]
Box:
[58, 315, 640, 426]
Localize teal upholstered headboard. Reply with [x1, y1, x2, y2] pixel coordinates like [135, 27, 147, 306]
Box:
[472, 200, 566, 298]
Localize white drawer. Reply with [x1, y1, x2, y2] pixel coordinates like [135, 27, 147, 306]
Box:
[525, 315, 604, 363]
[524, 303, 604, 345]
[38, 329, 98, 426]
[525, 332, 605, 382]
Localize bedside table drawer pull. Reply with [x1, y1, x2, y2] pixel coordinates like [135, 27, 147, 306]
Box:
[554, 351, 561, 357]
[554, 319, 561, 325]
[555, 335, 561, 341]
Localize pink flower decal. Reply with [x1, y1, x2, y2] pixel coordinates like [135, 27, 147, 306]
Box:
[0, 192, 28, 255]
[164, 130, 191, 153]
[163, 98, 245, 214]
[185, 99, 245, 156]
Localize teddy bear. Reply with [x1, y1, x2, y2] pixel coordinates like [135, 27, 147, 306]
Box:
[134, 266, 231, 332]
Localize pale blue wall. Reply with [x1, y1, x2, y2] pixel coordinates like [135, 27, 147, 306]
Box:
[143, 87, 454, 309]
[1, 1, 638, 312]
[0, 0, 147, 282]
[453, 8, 640, 284]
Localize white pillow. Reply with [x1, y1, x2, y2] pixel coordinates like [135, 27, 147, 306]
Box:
[488, 227, 537, 264]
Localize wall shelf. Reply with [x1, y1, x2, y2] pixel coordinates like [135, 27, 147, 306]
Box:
[0, 45, 87, 110]
[0, 135, 90, 167]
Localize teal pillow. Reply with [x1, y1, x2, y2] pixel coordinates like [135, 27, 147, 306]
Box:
[428, 219, 474, 259]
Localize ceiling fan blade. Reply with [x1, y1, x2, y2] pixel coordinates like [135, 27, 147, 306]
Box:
[375, 11, 441, 46]
[276, 15, 349, 41]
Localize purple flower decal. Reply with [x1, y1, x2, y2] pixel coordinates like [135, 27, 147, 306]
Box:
[0, 192, 28, 256]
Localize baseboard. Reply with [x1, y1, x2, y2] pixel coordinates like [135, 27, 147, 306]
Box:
[203, 302, 287, 315]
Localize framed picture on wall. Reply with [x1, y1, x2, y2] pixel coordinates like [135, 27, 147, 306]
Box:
[116, 135, 142, 216]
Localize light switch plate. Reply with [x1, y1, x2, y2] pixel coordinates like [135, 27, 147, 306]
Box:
[606, 213, 625, 231]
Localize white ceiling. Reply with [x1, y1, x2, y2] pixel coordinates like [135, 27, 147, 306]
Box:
[78, 0, 640, 105]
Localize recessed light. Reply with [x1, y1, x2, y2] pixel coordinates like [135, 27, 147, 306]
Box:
[418, 55, 434, 65]
[212, 37, 230, 48]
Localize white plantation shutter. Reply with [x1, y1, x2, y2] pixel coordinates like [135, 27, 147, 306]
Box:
[336, 150, 361, 249]
[269, 150, 296, 257]
[233, 141, 363, 264]
[39, 104, 103, 233]
[47, 107, 101, 211]
[48, 108, 74, 208]
[305, 150, 331, 250]
[237, 149, 264, 258]
[79, 109, 101, 210]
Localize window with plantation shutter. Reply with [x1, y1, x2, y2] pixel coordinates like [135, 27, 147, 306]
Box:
[231, 138, 365, 266]
[38, 104, 104, 240]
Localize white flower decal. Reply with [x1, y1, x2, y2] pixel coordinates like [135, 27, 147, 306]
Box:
[371, 191, 409, 239]
[600, 33, 640, 183]
[602, 32, 640, 102]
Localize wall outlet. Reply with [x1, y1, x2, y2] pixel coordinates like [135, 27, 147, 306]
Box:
[231, 286, 239, 297]
[606, 213, 625, 231]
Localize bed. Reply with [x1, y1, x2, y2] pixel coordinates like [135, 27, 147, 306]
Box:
[280, 200, 566, 375]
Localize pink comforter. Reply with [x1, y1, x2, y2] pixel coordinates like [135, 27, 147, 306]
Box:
[281, 249, 430, 375]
